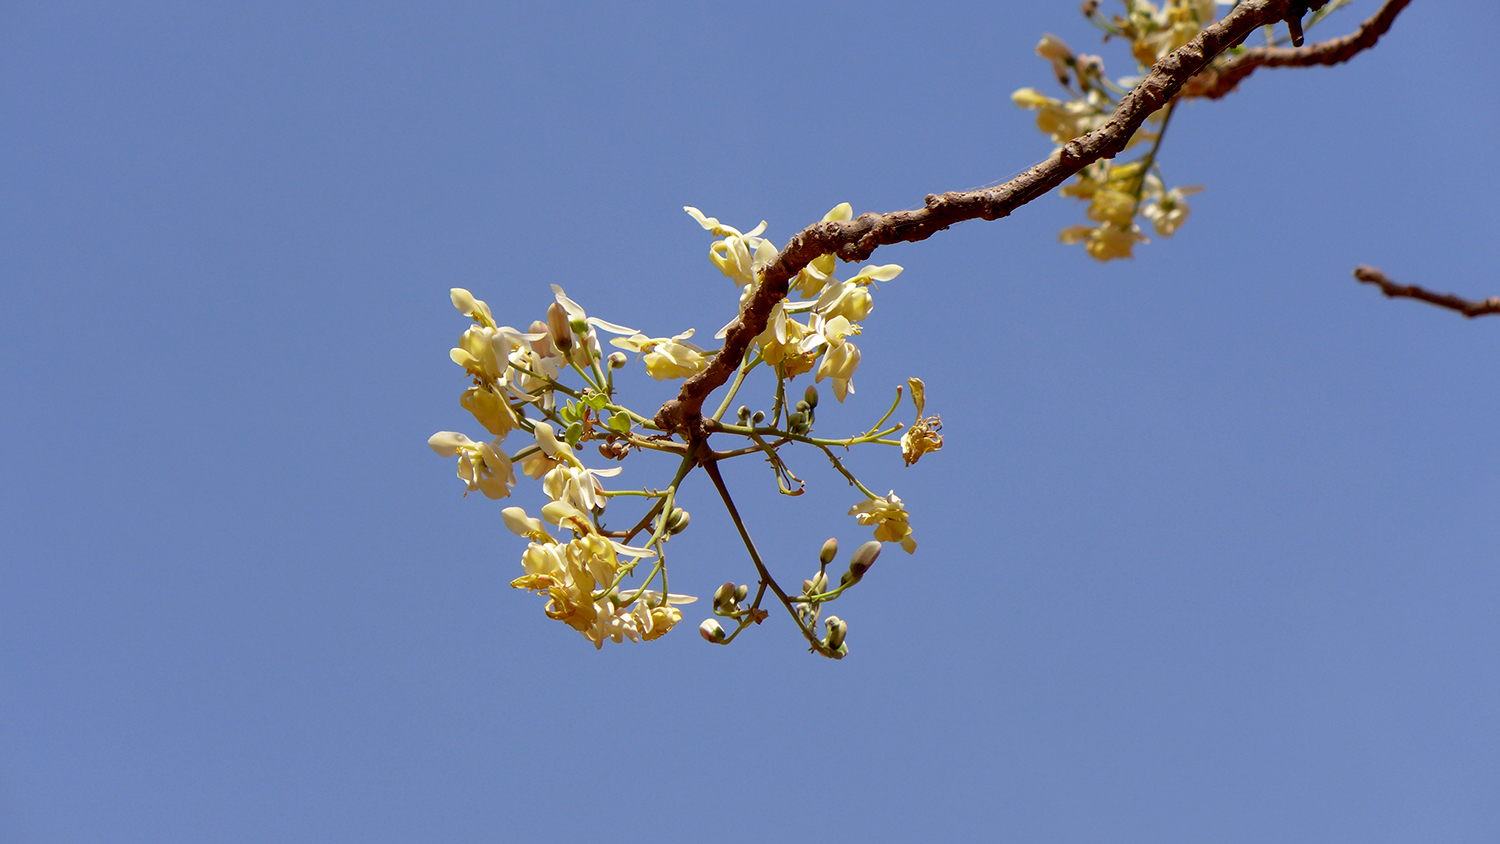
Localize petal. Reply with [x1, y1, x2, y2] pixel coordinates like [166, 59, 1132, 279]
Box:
[427, 431, 473, 457]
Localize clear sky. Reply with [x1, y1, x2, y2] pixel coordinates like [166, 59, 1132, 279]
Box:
[3, 2, 1498, 841]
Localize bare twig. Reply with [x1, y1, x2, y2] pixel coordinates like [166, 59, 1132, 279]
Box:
[654, 0, 1307, 439]
[1182, 0, 1411, 99]
[1353, 266, 1500, 319]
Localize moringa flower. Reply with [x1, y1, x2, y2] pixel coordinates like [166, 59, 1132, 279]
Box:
[428, 431, 515, 499]
[849, 492, 918, 553]
[611, 329, 710, 381]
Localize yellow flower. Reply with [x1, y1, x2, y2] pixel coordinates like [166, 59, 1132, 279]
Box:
[801, 315, 861, 402]
[1059, 222, 1149, 262]
[849, 492, 918, 553]
[610, 329, 710, 381]
[754, 303, 819, 378]
[460, 385, 516, 437]
[427, 431, 514, 499]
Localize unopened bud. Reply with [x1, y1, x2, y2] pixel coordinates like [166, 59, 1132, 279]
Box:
[825, 616, 847, 650]
[607, 351, 627, 369]
[547, 302, 572, 352]
[750, 410, 765, 425]
[666, 507, 690, 535]
[699, 619, 727, 643]
[787, 411, 807, 432]
[734, 584, 748, 602]
[803, 578, 816, 594]
[795, 400, 810, 414]
[848, 540, 882, 578]
[737, 405, 752, 421]
[713, 582, 737, 609]
[812, 571, 828, 593]
[819, 537, 839, 565]
[803, 384, 819, 409]
[1036, 33, 1073, 63]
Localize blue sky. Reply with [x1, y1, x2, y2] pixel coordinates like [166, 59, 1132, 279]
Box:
[3, 2, 1498, 841]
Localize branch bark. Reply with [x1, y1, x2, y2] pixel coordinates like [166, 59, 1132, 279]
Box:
[1353, 266, 1500, 319]
[655, 0, 1305, 439]
[1182, 0, 1412, 99]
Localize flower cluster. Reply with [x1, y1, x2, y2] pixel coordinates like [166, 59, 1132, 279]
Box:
[1012, 2, 1222, 260]
[429, 204, 942, 656]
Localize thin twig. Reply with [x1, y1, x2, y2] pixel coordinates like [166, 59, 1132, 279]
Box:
[1353, 266, 1500, 319]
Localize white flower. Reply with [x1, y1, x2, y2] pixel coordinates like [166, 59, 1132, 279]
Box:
[610, 329, 710, 380]
[800, 315, 861, 402]
[427, 431, 515, 499]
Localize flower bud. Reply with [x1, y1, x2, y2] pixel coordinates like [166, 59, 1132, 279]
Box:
[607, 351, 627, 369]
[713, 582, 737, 609]
[699, 619, 727, 643]
[546, 302, 572, 352]
[811, 571, 828, 593]
[848, 540, 882, 578]
[751, 410, 765, 425]
[787, 411, 807, 432]
[666, 507, 690, 535]
[795, 400, 810, 414]
[819, 537, 839, 565]
[825, 616, 847, 651]
[803, 384, 819, 409]
[734, 584, 748, 602]
[803, 579, 816, 594]
[1036, 33, 1073, 63]
[737, 405, 752, 421]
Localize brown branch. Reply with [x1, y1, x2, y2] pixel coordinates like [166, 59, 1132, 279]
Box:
[654, 0, 1302, 439]
[1353, 266, 1500, 319]
[1182, 0, 1411, 99]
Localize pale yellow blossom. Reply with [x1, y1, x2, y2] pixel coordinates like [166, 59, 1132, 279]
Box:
[610, 329, 710, 381]
[849, 492, 917, 553]
[427, 431, 515, 499]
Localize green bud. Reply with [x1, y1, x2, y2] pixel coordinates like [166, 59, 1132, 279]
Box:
[795, 400, 810, 414]
[607, 351, 627, 369]
[787, 411, 806, 432]
[734, 584, 748, 602]
[819, 537, 839, 565]
[803, 384, 819, 409]
[666, 507, 690, 535]
[751, 410, 765, 425]
[737, 405, 752, 421]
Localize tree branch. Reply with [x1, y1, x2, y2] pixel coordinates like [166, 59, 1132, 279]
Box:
[1353, 266, 1500, 319]
[654, 0, 1302, 439]
[1182, 0, 1412, 99]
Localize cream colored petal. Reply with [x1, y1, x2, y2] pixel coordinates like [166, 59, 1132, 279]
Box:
[427, 431, 473, 457]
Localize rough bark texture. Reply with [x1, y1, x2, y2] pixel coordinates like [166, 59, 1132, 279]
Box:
[652, 0, 1413, 439]
[1182, 0, 1412, 99]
